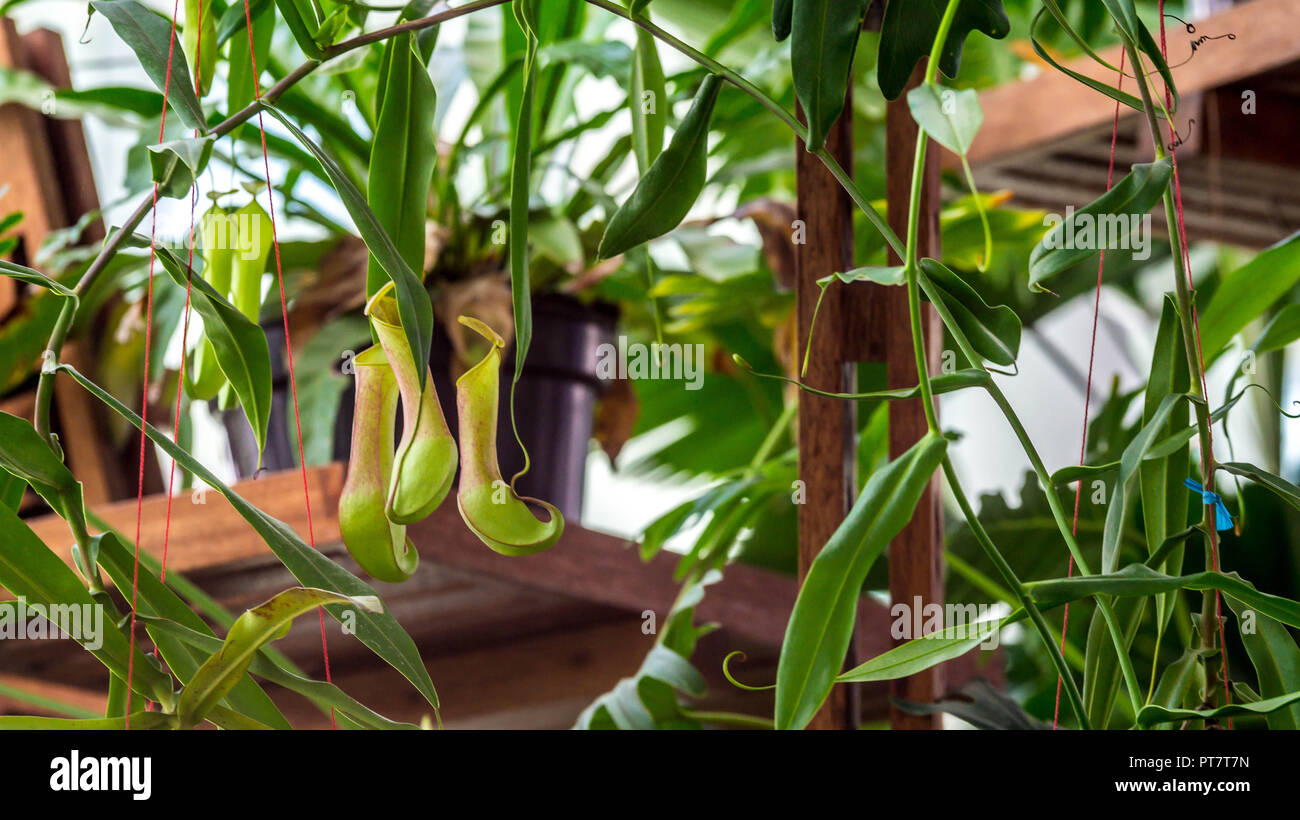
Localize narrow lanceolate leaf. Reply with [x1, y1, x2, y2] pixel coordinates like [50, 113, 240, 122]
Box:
[367, 34, 437, 299]
[272, 0, 325, 59]
[90, 0, 207, 131]
[1219, 461, 1300, 510]
[918, 258, 1020, 366]
[1148, 648, 1207, 729]
[1224, 595, 1300, 730]
[791, 0, 870, 150]
[1099, 392, 1184, 573]
[147, 135, 215, 200]
[147, 241, 272, 459]
[1140, 295, 1189, 631]
[179, 588, 380, 728]
[95, 530, 292, 730]
[772, 0, 793, 41]
[1026, 565, 1300, 629]
[837, 610, 1024, 683]
[264, 105, 433, 392]
[0, 412, 87, 532]
[629, 28, 666, 173]
[0, 503, 173, 705]
[598, 74, 722, 259]
[1137, 690, 1300, 728]
[1028, 8, 1147, 117]
[508, 10, 539, 390]
[1098, 0, 1177, 109]
[1198, 232, 1300, 358]
[775, 433, 948, 730]
[0, 712, 176, 730]
[1028, 159, 1173, 292]
[907, 83, 981, 156]
[0, 260, 77, 300]
[58, 365, 441, 712]
[135, 613, 417, 729]
[227, 0, 273, 114]
[876, 0, 1010, 100]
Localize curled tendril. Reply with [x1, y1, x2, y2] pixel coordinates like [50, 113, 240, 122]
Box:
[722, 651, 775, 692]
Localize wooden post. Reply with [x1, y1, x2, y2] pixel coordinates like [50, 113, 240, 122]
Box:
[794, 96, 858, 730]
[885, 63, 945, 729]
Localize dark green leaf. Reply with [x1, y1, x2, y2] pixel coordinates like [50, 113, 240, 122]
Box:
[1137, 689, 1300, 727]
[877, 0, 1010, 101]
[919, 258, 1020, 366]
[791, 0, 870, 150]
[0, 504, 173, 705]
[147, 135, 214, 200]
[1224, 595, 1300, 730]
[90, 0, 207, 131]
[178, 587, 379, 728]
[367, 34, 437, 298]
[1028, 159, 1173, 292]
[58, 364, 442, 712]
[598, 74, 722, 258]
[272, 0, 325, 59]
[776, 432, 948, 729]
[1199, 232, 1300, 357]
[772, 0, 793, 41]
[1026, 564, 1300, 628]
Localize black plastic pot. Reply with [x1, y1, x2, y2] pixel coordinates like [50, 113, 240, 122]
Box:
[225, 295, 617, 523]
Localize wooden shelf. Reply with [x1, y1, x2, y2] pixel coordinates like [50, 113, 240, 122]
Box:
[7, 463, 996, 727]
[948, 0, 1300, 248]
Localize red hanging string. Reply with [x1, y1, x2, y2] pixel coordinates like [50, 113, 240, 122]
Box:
[240, 0, 336, 728]
[125, 0, 184, 730]
[1157, 0, 1232, 725]
[1053, 51, 1127, 731]
[160, 0, 205, 585]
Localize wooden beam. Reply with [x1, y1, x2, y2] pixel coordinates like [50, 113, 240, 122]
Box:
[0, 18, 63, 316]
[21, 463, 902, 656]
[966, 0, 1300, 165]
[885, 63, 944, 730]
[794, 95, 857, 729]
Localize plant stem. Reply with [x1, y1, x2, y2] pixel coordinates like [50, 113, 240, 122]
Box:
[1124, 41, 1223, 672]
[918, 274, 1145, 718]
[942, 457, 1090, 727]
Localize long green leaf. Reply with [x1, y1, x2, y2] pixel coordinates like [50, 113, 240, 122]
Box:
[264, 105, 433, 392]
[0, 504, 173, 705]
[1026, 564, 1300, 628]
[367, 34, 437, 299]
[1137, 689, 1300, 727]
[598, 74, 722, 258]
[178, 587, 379, 728]
[135, 613, 417, 730]
[1219, 461, 1300, 510]
[1198, 232, 1300, 358]
[272, 0, 325, 59]
[94, 530, 292, 729]
[876, 0, 1010, 100]
[1224, 595, 1300, 729]
[791, 0, 870, 150]
[0, 711, 176, 730]
[90, 0, 207, 131]
[1028, 159, 1173, 292]
[57, 364, 441, 712]
[775, 432, 948, 730]
[837, 609, 1023, 683]
[919, 258, 1019, 366]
